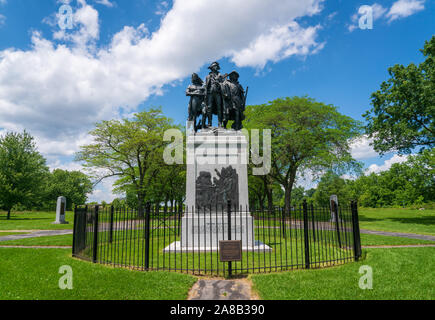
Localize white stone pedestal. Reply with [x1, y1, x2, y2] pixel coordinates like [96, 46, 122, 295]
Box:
[185, 128, 249, 211]
[164, 128, 270, 253]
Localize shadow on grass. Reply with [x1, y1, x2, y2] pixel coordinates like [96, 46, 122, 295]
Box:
[389, 216, 435, 226]
[0, 216, 53, 221]
[359, 214, 435, 226]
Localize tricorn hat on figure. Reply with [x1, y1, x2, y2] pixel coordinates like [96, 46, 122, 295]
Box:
[229, 70, 239, 79]
[208, 61, 220, 70]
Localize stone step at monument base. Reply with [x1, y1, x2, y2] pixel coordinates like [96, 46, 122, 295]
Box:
[163, 240, 272, 253]
[180, 215, 255, 248]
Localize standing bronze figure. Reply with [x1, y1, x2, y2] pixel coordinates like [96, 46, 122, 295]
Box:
[222, 71, 246, 131]
[186, 73, 206, 132]
[205, 62, 225, 128]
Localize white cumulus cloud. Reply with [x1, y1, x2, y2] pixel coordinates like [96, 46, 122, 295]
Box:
[0, 0, 325, 159]
[350, 136, 379, 160]
[366, 154, 410, 174]
[0, 0, 326, 201]
[386, 0, 425, 22]
[348, 0, 426, 31]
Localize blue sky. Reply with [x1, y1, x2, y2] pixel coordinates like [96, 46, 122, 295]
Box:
[0, 0, 433, 202]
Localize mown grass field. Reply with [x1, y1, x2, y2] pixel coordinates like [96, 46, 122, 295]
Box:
[1, 231, 433, 247]
[0, 207, 433, 300]
[0, 211, 74, 230]
[0, 248, 196, 300]
[358, 208, 435, 236]
[250, 247, 435, 300]
[0, 234, 73, 246]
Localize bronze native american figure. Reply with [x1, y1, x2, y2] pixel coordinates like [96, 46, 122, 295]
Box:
[186, 73, 206, 132]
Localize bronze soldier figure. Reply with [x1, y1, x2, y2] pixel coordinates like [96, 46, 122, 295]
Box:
[205, 62, 225, 128]
[222, 71, 246, 130]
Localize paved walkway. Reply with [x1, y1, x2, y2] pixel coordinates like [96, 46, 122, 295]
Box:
[188, 279, 255, 300]
[360, 229, 435, 241]
[0, 230, 73, 242]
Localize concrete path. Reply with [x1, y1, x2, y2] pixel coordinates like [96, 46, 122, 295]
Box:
[188, 279, 255, 300]
[360, 229, 435, 241]
[0, 230, 73, 242]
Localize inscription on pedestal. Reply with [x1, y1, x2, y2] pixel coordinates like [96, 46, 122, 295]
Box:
[192, 223, 245, 234]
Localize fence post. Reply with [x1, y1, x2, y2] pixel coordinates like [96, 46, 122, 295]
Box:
[72, 205, 78, 256]
[310, 203, 316, 242]
[351, 201, 362, 261]
[144, 202, 151, 271]
[109, 206, 114, 243]
[303, 200, 310, 269]
[333, 200, 342, 249]
[92, 205, 99, 263]
[227, 199, 232, 277]
[281, 207, 286, 238]
[178, 203, 182, 237]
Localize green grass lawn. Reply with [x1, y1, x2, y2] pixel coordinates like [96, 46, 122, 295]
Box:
[251, 247, 435, 300]
[0, 234, 73, 246]
[0, 211, 74, 230]
[360, 233, 434, 246]
[0, 232, 30, 237]
[358, 207, 435, 236]
[0, 232, 432, 248]
[0, 248, 197, 300]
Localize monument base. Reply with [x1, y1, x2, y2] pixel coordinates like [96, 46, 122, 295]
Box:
[163, 240, 272, 253]
[180, 214, 254, 248]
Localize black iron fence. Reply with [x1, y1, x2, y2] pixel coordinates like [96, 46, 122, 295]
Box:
[72, 200, 362, 277]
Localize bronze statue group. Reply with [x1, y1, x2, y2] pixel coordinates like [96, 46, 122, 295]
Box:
[186, 61, 248, 132]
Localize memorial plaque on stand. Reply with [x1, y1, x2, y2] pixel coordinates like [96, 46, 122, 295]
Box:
[219, 240, 242, 262]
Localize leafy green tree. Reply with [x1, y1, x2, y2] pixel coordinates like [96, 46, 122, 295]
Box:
[0, 131, 49, 219]
[364, 36, 435, 155]
[44, 169, 93, 210]
[346, 149, 434, 207]
[313, 172, 352, 207]
[244, 96, 361, 213]
[291, 186, 305, 206]
[248, 175, 267, 209]
[76, 108, 176, 216]
[111, 198, 125, 209]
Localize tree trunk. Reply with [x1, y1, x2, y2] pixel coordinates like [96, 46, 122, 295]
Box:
[7, 208, 11, 220]
[259, 197, 264, 211]
[263, 176, 274, 213]
[137, 194, 145, 218]
[284, 186, 292, 214]
[284, 169, 297, 214]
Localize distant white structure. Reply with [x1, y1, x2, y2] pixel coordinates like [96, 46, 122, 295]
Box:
[53, 196, 69, 224]
[330, 195, 341, 222]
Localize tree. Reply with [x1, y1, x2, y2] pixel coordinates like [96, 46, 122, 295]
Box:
[76, 108, 176, 216]
[346, 149, 435, 207]
[313, 172, 352, 207]
[244, 96, 361, 213]
[0, 131, 49, 219]
[45, 169, 93, 210]
[364, 36, 435, 155]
